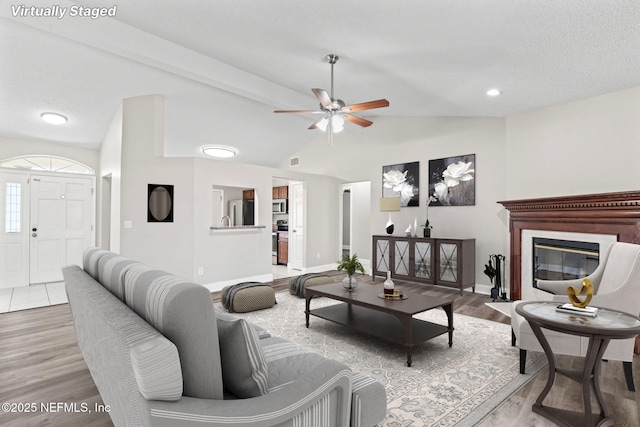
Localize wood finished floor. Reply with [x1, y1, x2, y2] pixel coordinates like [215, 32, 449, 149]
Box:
[0, 272, 637, 426]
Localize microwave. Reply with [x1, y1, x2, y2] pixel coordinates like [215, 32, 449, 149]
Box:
[272, 199, 287, 213]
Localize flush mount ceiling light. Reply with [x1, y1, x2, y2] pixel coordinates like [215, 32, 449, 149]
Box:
[40, 112, 68, 125]
[202, 145, 237, 158]
[486, 88, 502, 97]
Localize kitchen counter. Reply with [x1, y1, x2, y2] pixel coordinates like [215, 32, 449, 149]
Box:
[210, 225, 266, 230]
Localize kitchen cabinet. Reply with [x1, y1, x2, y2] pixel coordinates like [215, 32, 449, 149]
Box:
[372, 235, 475, 295]
[273, 186, 288, 199]
[243, 189, 255, 200]
[277, 232, 288, 265]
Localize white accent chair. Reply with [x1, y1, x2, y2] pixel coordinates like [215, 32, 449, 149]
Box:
[511, 241, 640, 391]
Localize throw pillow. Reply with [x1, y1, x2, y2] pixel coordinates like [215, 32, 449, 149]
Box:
[130, 335, 183, 401]
[217, 317, 269, 398]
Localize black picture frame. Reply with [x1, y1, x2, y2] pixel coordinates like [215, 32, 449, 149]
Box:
[428, 154, 475, 206]
[147, 184, 174, 222]
[382, 161, 420, 207]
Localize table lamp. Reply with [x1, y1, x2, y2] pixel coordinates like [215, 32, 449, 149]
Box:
[380, 197, 401, 234]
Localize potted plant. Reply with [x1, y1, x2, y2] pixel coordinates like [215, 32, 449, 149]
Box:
[423, 196, 437, 237]
[423, 219, 432, 238]
[337, 253, 366, 291]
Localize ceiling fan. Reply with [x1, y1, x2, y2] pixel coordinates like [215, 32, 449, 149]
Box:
[274, 54, 389, 144]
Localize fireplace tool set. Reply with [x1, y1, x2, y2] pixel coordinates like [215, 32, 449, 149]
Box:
[484, 254, 508, 302]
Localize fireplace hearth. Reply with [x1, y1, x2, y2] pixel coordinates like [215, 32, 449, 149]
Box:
[499, 191, 640, 300]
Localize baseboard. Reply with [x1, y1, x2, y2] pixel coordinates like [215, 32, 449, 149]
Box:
[202, 273, 274, 292]
[301, 263, 340, 274]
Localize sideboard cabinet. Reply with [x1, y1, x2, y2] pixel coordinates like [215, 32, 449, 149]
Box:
[372, 235, 475, 295]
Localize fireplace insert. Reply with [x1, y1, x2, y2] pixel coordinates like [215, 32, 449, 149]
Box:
[533, 238, 599, 287]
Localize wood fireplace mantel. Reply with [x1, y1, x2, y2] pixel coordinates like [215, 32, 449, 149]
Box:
[498, 191, 640, 300]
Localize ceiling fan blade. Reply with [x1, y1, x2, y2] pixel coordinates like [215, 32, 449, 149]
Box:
[274, 109, 320, 114]
[308, 117, 328, 130]
[312, 88, 334, 108]
[343, 113, 373, 128]
[343, 99, 390, 112]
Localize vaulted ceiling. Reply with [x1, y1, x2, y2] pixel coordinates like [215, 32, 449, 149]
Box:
[2, 1, 640, 167]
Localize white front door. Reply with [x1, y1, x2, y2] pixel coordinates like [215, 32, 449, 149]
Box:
[289, 181, 304, 270]
[29, 174, 94, 284]
[0, 172, 29, 288]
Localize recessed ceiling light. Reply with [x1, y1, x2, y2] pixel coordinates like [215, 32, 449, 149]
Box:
[40, 112, 68, 125]
[202, 146, 237, 158]
[486, 88, 502, 97]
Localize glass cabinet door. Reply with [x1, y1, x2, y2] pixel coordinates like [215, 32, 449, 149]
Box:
[414, 240, 432, 280]
[374, 238, 390, 274]
[394, 239, 411, 277]
[438, 242, 459, 282]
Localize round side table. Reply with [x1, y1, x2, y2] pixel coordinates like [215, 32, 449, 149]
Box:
[516, 301, 640, 427]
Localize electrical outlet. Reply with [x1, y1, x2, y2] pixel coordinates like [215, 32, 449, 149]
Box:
[197, 267, 204, 275]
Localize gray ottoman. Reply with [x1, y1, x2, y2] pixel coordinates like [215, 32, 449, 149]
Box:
[289, 273, 334, 298]
[221, 282, 276, 313]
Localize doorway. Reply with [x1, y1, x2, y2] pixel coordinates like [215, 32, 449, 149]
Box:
[342, 189, 351, 257]
[340, 181, 371, 271]
[101, 174, 112, 250]
[0, 160, 95, 288]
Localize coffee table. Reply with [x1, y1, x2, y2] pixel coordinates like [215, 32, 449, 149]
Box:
[305, 282, 454, 366]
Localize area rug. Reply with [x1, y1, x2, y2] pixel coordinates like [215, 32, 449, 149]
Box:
[217, 292, 547, 427]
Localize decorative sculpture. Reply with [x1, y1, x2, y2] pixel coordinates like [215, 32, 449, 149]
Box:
[567, 278, 594, 308]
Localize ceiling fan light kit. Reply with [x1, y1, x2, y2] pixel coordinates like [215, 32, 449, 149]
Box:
[274, 53, 389, 144]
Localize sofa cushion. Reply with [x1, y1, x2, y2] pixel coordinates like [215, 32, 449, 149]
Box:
[83, 247, 111, 280]
[217, 316, 269, 398]
[130, 335, 183, 401]
[97, 253, 139, 301]
[350, 371, 387, 427]
[260, 336, 327, 391]
[216, 311, 271, 339]
[124, 265, 224, 400]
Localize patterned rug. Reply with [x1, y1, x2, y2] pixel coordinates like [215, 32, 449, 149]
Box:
[217, 292, 547, 427]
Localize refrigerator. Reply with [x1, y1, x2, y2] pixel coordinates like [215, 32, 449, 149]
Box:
[229, 199, 254, 226]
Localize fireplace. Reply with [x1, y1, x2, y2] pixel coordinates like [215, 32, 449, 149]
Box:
[533, 238, 599, 284]
[520, 229, 615, 301]
[499, 191, 640, 300]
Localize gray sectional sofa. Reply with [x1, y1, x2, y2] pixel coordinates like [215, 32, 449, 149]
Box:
[63, 248, 386, 426]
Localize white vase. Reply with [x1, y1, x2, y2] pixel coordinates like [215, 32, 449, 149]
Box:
[413, 218, 418, 237]
[385, 214, 394, 235]
[384, 271, 394, 295]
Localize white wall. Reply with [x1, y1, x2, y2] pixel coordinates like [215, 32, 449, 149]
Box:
[0, 137, 99, 171]
[288, 117, 507, 289]
[286, 86, 640, 293]
[97, 95, 345, 286]
[505, 86, 640, 199]
[118, 95, 196, 279]
[193, 157, 273, 285]
[98, 103, 123, 251]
